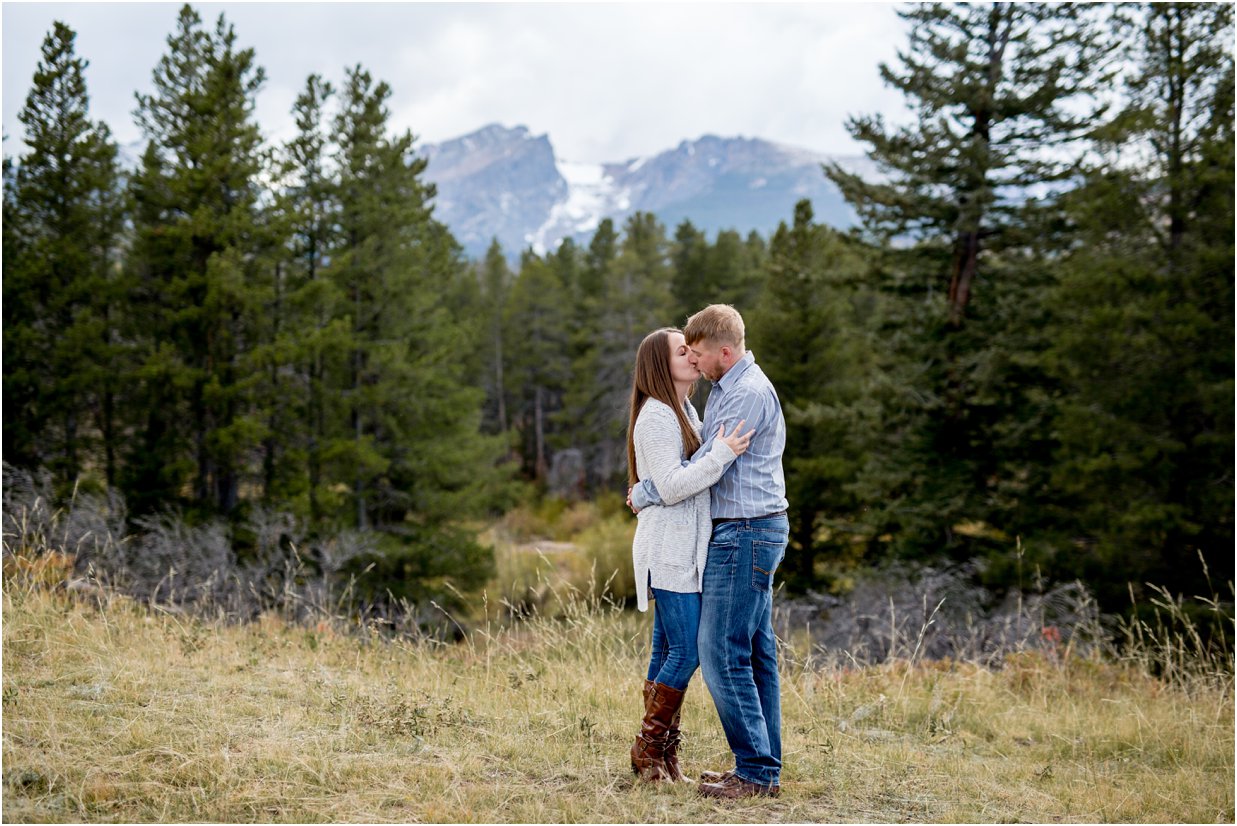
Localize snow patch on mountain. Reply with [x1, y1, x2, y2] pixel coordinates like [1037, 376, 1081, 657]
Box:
[527, 159, 633, 255]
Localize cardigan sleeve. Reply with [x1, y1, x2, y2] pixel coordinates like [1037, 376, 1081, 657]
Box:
[634, 401, 736, 507]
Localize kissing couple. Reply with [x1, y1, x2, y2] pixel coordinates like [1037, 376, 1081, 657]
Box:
[625, 303, 789, 800]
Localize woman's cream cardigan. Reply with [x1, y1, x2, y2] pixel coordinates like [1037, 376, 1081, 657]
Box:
[631, 398, 737, 612]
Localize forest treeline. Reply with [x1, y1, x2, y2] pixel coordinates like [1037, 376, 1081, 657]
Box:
[3, 3, 1232, 617]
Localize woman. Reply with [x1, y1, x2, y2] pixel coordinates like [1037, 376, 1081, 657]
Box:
[626, 327, 752, 783]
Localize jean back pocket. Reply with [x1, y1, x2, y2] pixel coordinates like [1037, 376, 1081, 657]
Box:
[750, 538, 785, 591]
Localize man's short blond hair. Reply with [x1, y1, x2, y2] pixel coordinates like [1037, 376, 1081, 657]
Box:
[684, 304, 745, 349]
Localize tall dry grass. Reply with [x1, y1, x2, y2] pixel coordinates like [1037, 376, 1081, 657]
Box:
[4, 469, 1233, 821]
[3, 541, 1233, 823]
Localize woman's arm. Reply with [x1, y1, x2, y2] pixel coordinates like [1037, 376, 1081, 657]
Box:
[634, 402, 736, 507]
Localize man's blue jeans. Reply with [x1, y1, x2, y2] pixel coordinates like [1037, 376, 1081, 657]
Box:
[698, 514, 789, 787]
[646, 585, 702, 691]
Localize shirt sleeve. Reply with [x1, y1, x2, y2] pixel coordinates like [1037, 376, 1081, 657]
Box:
[631, 477, 660, 509]
[691, 384, 769, 462]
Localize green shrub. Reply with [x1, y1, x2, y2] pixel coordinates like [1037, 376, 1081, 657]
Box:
[575, 513, 636, 605]
[341, 526, 495, 614]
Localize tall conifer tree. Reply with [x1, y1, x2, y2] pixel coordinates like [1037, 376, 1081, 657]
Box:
[576, 214, 673, 490]
[539, 238, 593, 496]
[826, 3, 1118, 564]
[3, 22, 124, 489]
[328, 65, 509, 529]
[827, 3, 1117, 325]
[670, 220, 710, 325]
[561, 219, 621, 492]
[750, 201, 878, 588]
[479, 239, 512, 436]
[1045, 3, 1234, 605]
[126, 5, 267, 515]
[505, 251, 571, 483]
[706, 229, 766, 312]
[268, 74, 343, 519]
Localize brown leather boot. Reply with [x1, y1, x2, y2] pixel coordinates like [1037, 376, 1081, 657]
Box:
[697, 773, 781, 799]
[663, 688, 693, 783]
[630, 681, 685, 782]
[698, 768, 734, 783]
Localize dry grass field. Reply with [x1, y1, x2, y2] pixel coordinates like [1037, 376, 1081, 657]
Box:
[3, 552, 1233, 824]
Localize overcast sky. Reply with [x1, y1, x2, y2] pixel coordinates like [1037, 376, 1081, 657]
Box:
[3, 2, 910, 163]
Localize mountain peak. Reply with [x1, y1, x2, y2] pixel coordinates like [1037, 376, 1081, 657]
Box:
[425, 123, 546, 158]
[420, 129, 861, 259]
[468, 123, 534, 143]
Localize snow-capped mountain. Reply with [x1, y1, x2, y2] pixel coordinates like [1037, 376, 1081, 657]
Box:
[420, 124, 873, 260]
[113, 123, 873, 261]
[419, 124, 566, 259]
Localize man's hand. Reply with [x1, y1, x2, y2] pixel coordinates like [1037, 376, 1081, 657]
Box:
[626, 486, 640, 514]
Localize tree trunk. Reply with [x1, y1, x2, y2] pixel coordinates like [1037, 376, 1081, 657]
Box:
[308, 359, 321, 522]
[534, 385, 547, 481]
[494, 328, 507, 432]
[947, 229, 981, 327]
[102, 301, 116, 489]
[103, 387, 115, 489]
[945, 5, 1008, 328]
[1166, 5, 1187, 260]
[64, 409, 78, 483]
[308, 232, 322, 522]
[352, 254, 367, 530]
[263, 261, 282, 502]
[194, 382, 210, 503]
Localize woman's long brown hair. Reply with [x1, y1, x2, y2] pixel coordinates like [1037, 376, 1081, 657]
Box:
[626, 327, 702, 487]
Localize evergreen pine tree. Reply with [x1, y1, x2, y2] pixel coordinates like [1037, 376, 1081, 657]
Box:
[670, 223, 767, 332]
[2, 22, 124, 490]
[706, 228, 767, 312]
[540, 238, 591, 497]
[1045, 3, 1235, 607]
[826, 3, 1118, 566]
[505, 251, 572, 483]
[478, 238, 512, 436]
[265, 73, 343, 519]
[749, 201, 879, 589]
[125, 5, 268, 516]
[582, 213, 674, 490]
[328, 64, 511, 529]
[827, 3, 1117, 325]
[561, 219, 622, 493]
[670, 220, 710, 324]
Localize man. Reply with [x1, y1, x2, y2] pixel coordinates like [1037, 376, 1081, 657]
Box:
[628, 304, 789, 800]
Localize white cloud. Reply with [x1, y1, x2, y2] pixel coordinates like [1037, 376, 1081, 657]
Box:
[3, 2, 909, 162]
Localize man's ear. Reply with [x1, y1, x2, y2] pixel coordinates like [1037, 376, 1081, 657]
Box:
[719, 345, 733, 364]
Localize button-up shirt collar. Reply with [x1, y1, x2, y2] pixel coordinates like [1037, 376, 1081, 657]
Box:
[714, 350, 756, 394]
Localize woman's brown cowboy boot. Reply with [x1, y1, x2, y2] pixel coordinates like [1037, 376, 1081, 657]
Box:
[630, 680, 685, 782]
[663, 688, 693, 783]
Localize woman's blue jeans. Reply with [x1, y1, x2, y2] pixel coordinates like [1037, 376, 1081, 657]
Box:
[646, 584, 702, 691]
